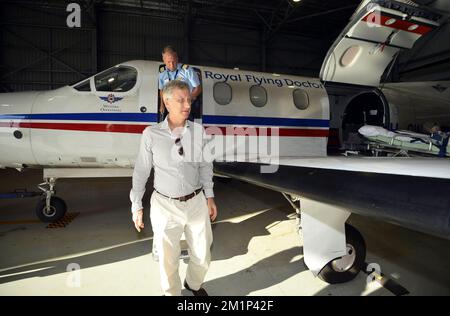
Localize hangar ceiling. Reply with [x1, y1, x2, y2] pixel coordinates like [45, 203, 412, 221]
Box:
[1, 0, 449, 92]
[98, 0, 361, 39]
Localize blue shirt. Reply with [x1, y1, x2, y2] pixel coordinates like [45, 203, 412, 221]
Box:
[158, 64, 200, 92]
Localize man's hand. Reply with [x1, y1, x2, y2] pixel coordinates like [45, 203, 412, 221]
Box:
[207, 198, 217, 222]
[132, 209, 144, 232]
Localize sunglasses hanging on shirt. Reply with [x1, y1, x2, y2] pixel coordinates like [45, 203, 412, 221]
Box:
[175, 138, 184, 156]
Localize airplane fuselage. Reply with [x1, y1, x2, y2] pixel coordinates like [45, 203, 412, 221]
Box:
[0, 60, 331, 168]
[2, 60, 447, 169]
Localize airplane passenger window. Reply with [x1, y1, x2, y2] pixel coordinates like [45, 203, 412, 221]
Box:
[73, 80, 91, 92]
[250, 85, 267, 108]
[293, 89, 309, 110]
[213, 82, 232, 105]
[94, 66, 137, 92]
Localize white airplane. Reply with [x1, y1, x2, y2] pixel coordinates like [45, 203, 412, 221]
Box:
[1, 0, 449, 284]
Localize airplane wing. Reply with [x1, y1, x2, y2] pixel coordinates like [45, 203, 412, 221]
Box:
[214, 156, 450, 240]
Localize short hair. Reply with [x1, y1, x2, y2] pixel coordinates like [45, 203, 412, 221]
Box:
[162, 45, 177, 56]
[162, 80, 190, 100]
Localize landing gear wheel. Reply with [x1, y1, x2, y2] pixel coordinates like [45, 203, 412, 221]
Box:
[35, 196, 67, 223]
[318, 224, 366, 284]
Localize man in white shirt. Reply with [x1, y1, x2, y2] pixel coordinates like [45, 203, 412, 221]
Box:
[130, 80, 217, 296]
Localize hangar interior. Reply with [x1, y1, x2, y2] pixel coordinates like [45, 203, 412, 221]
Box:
[1, 0, 450, 92]
[1, 0, 450, 296]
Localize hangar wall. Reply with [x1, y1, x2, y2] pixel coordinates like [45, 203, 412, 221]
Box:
[0, 1, 327, 92]
[2, 1, 449, 93]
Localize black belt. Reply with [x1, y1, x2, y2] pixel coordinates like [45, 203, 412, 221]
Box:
[156, 188, 202, 202]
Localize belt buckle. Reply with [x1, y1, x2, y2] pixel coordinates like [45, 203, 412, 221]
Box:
[179, 189, 200, 202]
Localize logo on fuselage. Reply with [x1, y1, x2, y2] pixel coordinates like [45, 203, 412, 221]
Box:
[100, 94, 123, 104]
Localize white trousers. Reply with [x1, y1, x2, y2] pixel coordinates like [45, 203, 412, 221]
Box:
[150, 190, 213, 296]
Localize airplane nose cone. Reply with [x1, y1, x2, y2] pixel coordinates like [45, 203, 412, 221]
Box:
[0, 91, 40, 118]
[0, 91, 40, 168]
[0, 91, 39, 111]
[0, 91, 39, 127]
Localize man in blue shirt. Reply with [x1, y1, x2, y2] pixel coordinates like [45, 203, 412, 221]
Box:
[158, 46, 202, 120]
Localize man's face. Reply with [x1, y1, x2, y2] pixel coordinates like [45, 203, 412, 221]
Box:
[163, 53, 178, 71]
[165, 88, 191, 121]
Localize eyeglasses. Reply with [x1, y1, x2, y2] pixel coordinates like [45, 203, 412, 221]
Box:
[175, 137, 184, 156]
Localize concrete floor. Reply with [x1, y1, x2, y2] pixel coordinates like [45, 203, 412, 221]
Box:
[0, 168, 449, 296]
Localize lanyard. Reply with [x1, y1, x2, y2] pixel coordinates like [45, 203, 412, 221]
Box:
[167, 69, 179, 81]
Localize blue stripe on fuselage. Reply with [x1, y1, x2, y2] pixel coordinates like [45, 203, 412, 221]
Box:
[0, 113, 158, 122]
[0, 113, 329, 128]
[202, 115, 329, 127]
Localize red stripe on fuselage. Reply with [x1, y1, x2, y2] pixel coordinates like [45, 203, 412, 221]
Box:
[0, 121, 329, 137]
[204, 126, 329, 137]
[0, 122, 148, 134]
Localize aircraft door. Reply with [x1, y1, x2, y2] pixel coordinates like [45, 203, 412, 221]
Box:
[157, 65, 203, 123]
[320, 1, 440, 87]
[191, 67, 203, 122]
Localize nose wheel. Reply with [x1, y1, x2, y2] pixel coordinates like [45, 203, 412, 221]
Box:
[36, 177, 67, 223]
[35, 196, 67, 223]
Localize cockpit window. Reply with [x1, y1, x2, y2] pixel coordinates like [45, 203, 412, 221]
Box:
[94, 66, 137, 92]
[73, 79, 91, 92]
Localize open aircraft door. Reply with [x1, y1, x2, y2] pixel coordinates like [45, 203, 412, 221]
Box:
[320, 0, 440, 87]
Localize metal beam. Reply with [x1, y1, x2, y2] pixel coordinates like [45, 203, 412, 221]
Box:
[255, 10, 272, 32]
[267, 4, 300, 43]
[1, 22, 96, 31]
[286, 4, 358, 24]
[88, 2, 98, 74]
[260, 26, 267, 72]
[1, 28, 89, 80]
[184, 0, 192, 63]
